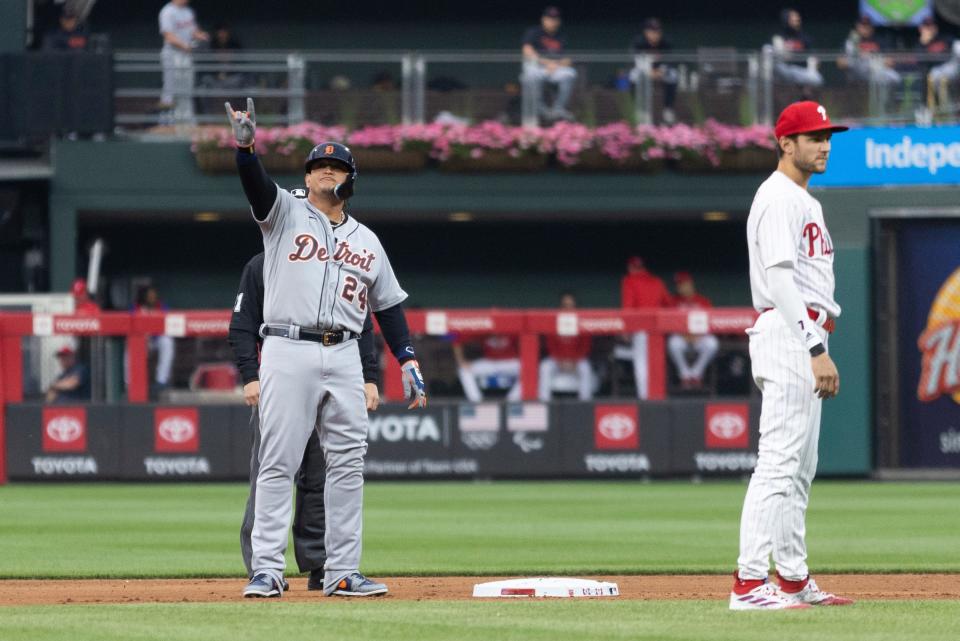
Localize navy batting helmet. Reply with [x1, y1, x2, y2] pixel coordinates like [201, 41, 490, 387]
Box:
[304, 142, 357, 200]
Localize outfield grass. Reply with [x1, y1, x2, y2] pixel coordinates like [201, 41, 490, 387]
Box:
[1, 480, 958, 577]
[1, 601, 958, 641]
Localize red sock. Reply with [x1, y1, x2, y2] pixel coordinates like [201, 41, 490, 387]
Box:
[777, 573, 809, 593]
[732, 571, 766, 595]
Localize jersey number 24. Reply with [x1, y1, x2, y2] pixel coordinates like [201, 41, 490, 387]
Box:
[341, 275, 368, 311]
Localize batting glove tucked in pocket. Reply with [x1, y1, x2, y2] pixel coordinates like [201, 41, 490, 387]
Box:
[401, 360, 427, 409]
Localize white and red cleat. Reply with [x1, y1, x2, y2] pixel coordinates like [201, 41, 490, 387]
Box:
[729, 574, 811, 611]
[778, 575, 855, 606]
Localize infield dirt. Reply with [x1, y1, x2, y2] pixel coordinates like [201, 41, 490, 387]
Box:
[1, 574, 958, 605]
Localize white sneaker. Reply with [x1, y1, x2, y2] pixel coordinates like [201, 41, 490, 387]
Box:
[782, 577, 854, 606]
[729, 581, 812, 611]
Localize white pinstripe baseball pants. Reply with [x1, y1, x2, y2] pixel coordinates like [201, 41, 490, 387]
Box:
[737, 310, 828, 581]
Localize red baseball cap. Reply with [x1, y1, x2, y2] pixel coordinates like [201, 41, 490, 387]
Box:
[674, 271, 693, 285]
[774, 101, 848, 139]
[71, 278, 87, 299]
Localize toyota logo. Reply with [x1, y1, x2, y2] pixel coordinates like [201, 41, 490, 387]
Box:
[598, 414, 636, 441]
[158, 416, 196, 443]
[46, 416, 83, 443]
[709, 412, 747, 440]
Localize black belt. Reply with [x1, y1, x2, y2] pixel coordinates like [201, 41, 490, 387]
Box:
[260, 324, 358, 346]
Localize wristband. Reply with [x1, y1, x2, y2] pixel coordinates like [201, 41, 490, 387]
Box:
[809, 343, 826, 357]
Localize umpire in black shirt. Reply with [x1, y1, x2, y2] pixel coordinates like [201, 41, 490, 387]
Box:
[230, 250, 380, 590]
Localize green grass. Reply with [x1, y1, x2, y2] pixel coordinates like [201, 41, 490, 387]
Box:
[1, 481, 959, 578]
[1, 601, 958, 641]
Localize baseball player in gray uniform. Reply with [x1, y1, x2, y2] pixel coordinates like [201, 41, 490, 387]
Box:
[225, 98, 427, 598]
[731, 101, 853, 610]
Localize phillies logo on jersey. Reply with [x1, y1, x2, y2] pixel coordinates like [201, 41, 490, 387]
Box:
[705, 404, 750, 449]
[42, 407, 87, 452]
[287, 235, 376, 273]
[594, 405, 639, 450]
[802, 223, 833, 258]
[155, 408, 200, 453]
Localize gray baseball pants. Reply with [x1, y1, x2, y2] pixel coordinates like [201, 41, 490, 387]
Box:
[240, 406, 326, 578]
[250, 335, 368, 594]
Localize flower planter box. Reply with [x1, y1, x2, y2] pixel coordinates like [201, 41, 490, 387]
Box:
[440, 149, 548, 173]
[195, 148, 235, 173]
[716, 147, 773, 173]
[195, 148, 303, 174]
[564, 149, 665, 173]
[352, 148, 428, 172]
[672, 153, 717, 173]
[261, 153, 304, 174]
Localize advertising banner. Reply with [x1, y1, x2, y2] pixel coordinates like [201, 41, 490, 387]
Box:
[670, 400, 761, 475]
[859, 0, 932, 26]
[120, 405, 236, 479]
[364, 405, 456, 477]
[810, 126, 960, 188]
[6, 405, 122, 479]
[5, 399, 765, 480]
[450, 402, 560, 478]
[897, 221, 960, 467]
[558, 402, 671, 476]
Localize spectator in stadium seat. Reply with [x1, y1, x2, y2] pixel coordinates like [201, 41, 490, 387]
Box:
[135, 285, 176, 395]
[770, 9, 823, 99]
[619, 256, 673, 400]
[200, 23, 245, 91]
[630, 17, 679, 124]
[42, 8, 88, 51]
[838, 15, 901, 87]
[45, 345, 90, 403]
[521, 6, 577, 122]
[158, 0, 209, 121]
[914, 17, 959, 115]
[539, 292, 594, 401]
[453, 335, 521, 402]
[667, 272, 719, 391]
[71, 278, 100, 315]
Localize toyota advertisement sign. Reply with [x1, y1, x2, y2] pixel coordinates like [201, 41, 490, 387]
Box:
[5, 400, 762, 480]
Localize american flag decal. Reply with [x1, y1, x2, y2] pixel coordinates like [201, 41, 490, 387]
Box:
[458, 403, 500, 431]
[506, 403, 548, 432]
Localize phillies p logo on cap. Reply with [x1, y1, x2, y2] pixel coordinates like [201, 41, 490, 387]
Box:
[774, 101, 849, 139]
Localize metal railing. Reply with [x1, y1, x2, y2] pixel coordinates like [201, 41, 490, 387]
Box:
[113, 48, 960, 130]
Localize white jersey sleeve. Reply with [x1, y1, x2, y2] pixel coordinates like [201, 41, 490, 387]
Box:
[754, 198, 805, 270]
[747, 171, 840, 318]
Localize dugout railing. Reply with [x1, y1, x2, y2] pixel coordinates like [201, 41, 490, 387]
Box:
[0, 307, 758, 481]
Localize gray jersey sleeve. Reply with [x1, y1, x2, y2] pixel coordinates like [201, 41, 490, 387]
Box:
[255, 186, 294, 237]
[159, 5, 195, 43]
[367, 234, 408, 312]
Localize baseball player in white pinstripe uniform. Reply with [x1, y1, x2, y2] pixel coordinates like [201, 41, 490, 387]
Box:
[730, 101, 854, 610]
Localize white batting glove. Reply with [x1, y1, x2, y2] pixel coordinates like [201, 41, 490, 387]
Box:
[401, 360, 427, 409]
[224, 97, 256, 148]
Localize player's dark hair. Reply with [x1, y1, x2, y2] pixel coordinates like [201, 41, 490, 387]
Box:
[775, 134, 798, 159]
